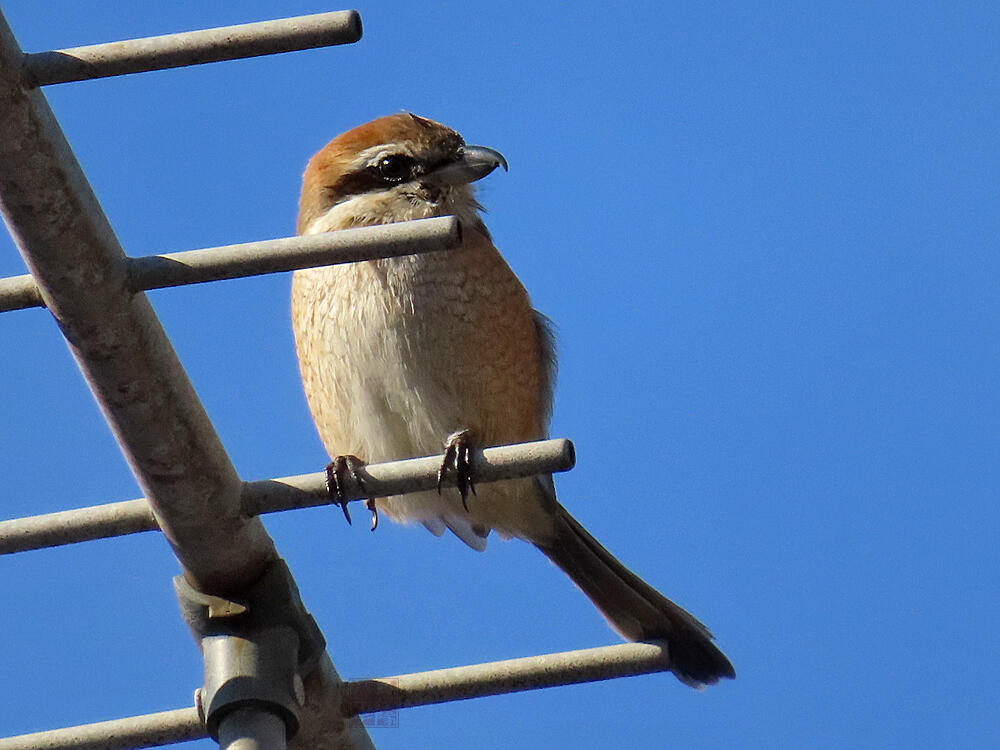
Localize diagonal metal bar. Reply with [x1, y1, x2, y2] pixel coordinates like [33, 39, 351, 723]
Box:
[0, 216, 461, 313]
[23, 10, 362, 86]
[0, 643, 672, 750]
[0, 439, 575, 554]
[0, 10, 373, 750]
[0, 5, 271, 597]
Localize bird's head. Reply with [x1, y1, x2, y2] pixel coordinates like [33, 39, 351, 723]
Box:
[297, 113, 507, 235]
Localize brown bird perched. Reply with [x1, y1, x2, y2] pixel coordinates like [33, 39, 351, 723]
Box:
[291, 113, 735, 688]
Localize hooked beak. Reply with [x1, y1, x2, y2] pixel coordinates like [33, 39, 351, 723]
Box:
[432, 145, 508, 185]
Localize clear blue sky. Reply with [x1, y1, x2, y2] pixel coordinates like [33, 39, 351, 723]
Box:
[1, 2, 997, 748]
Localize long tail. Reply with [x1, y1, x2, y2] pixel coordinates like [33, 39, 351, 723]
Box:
[534, 502, 735, 688]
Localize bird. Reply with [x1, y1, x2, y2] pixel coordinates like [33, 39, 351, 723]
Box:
[290, 113, 735, 688]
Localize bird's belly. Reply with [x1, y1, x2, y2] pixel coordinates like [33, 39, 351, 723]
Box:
[291, 254, 555, 544]
[342, 341, 458, 463]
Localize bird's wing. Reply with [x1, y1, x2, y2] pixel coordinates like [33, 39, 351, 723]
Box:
[533, 311, 558, 425]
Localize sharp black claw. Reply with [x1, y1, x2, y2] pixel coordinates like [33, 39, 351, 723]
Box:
[366, 498, 379, 532]
[326, 460, 353, 525]
[439, 431, 477, 512]
[327, 455, 371, 527]
[437, 441, 457, 495]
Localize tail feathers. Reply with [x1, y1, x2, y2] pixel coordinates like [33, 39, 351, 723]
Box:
[535, 503, 735, 689]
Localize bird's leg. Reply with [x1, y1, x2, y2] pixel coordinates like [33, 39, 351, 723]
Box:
[325, 454, 371, 527]
[437, 429, 478, 511]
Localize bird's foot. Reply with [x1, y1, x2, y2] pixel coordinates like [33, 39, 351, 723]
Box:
[325, 454, 370, 526]
[437, 429, 477, 511]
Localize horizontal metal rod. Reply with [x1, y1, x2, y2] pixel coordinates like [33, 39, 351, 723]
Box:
[242, 438, 575, 516]
[0, 439, 575, 554]
[23, 11, 362, 86]
[0, 217, 462, 313]
[0, 642, 669, 750]
[0, 707, 203, 750]
[344, 642, 673, 714]
[0, 272, 39, 311]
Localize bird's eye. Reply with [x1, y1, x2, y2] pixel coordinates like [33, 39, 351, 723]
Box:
[377, 155, 413, 182]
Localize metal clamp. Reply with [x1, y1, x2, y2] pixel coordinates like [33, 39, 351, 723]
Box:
[175, 559, 326, 741]
[196, 627, 301, 740]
